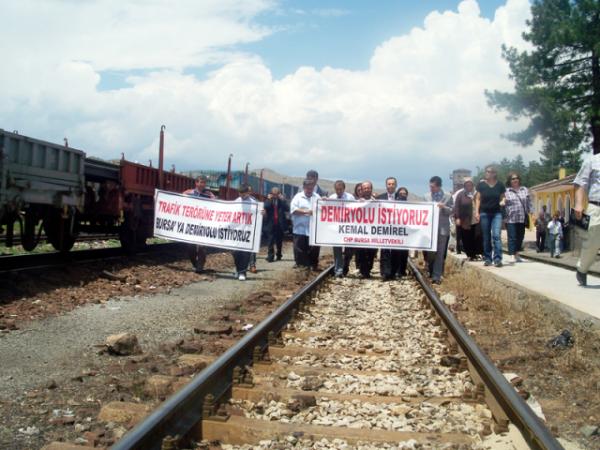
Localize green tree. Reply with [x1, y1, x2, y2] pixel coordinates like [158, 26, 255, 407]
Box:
[485, 0, 600, 180]
[475, 155, 548, 187]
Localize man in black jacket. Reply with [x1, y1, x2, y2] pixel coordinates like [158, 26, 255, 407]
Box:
[263, 187, 288, 262]
[377, 177, 407, 280]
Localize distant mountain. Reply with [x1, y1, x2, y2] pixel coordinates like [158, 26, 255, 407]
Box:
[258, 168, 337, 194]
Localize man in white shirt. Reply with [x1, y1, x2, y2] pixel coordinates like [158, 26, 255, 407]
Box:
[328, 180, 355, 277]
[291, 179, 321, 269]
[232, 184, 263, 281]
[573, 152, 600, 286]
[547, 212, 563, 259]
[306, 169, 327, 197]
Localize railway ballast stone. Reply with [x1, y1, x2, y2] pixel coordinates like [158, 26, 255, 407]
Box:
[105, 333, 142, 356]
[178, 338, 204, 354]
[291, 394, 317, 409]
[441, 292, 457, 305]
[579, 424, 598, 437]
[97, 401, 150, 425]
[176, 354, 214, 373]
[41, 442, 98, 450]
[144, 375, 176, 398]
[245, 291, 276, 305]
[194, 323, 233, 335]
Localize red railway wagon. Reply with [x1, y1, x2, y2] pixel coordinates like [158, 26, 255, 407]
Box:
[80, 127, 194, 252]
[116, 158, 194, 250]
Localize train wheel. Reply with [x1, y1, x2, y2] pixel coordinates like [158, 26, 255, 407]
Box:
[20, 214, 40, 251]
[44, 212, 76, 252]
[119, 222, 146, 254]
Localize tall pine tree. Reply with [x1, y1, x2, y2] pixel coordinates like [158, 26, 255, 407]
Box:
[486, 0, 600, 181]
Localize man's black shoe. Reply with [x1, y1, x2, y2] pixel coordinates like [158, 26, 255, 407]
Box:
[576, 270, 587, 286]
[266, 257, 274, 262]
[276, 255, 282, 260]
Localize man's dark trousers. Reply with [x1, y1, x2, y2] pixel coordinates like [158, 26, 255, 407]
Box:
[293, 234, 320, 268]
[267, 227, 283, 261]
[536, 230, 546, 252]
[356, 248, 377, 277]
[380, 249, 408, 279]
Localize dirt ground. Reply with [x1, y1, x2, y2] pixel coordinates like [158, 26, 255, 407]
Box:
[437, 257, 600, 449]
[0, 243, 328, 449]
[3, 247, 596, 449]
[0, 246, 231, 331]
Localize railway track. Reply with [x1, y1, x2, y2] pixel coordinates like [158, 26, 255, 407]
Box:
[111, 261, 562, 450]
[0, 242, 188, 273]
[0, 232, 119, 247]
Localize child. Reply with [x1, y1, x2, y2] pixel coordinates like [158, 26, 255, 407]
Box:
[547, 212, 563, 258]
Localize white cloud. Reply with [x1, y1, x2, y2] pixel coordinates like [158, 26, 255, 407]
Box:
[0, 0, 537, 193]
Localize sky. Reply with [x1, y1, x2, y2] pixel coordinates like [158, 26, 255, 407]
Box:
[0, 0, 537, 194]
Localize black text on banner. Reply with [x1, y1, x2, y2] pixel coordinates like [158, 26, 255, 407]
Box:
[309, 198, 439, 250]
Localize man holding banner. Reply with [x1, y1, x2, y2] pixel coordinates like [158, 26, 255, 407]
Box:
[183, 175, 216, 274]
[291, 179, 321, 270]
[328, 180, 355, 277]
[378, 181, 411, 280]
[154, 181, 263, 278]
[232, 184, 263, 281]
[354, 181, 378, 278]
[309, 180, 440, 279]
[377, 177, 403, 280]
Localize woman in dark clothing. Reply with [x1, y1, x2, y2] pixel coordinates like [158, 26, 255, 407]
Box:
[474, 165, 506, 267]
[453, 178, 480, 260]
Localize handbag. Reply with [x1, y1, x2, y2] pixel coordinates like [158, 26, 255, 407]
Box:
[517, 194, 530, 228]
[570, 208, 590, 231]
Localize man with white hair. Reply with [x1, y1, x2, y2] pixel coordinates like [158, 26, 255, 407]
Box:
[355, 181, 377, 278]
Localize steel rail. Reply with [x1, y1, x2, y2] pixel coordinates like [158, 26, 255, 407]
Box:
[0, 242, 188, 273]
[408, 259, 564, 450]
[112, 264, 334, 450]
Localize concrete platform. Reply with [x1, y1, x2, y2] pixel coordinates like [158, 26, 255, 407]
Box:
[460, 256, 600, 321]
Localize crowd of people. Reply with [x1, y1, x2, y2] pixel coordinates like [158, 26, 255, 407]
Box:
[182, 154, 600, 287]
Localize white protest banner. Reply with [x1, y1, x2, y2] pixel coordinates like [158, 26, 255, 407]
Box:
[153, 189, 263, 252]
[310, 199, 439, 250]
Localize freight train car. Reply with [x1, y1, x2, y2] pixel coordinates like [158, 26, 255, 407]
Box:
[0, 129, 85, 251]
[1, 127, 195, 252]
